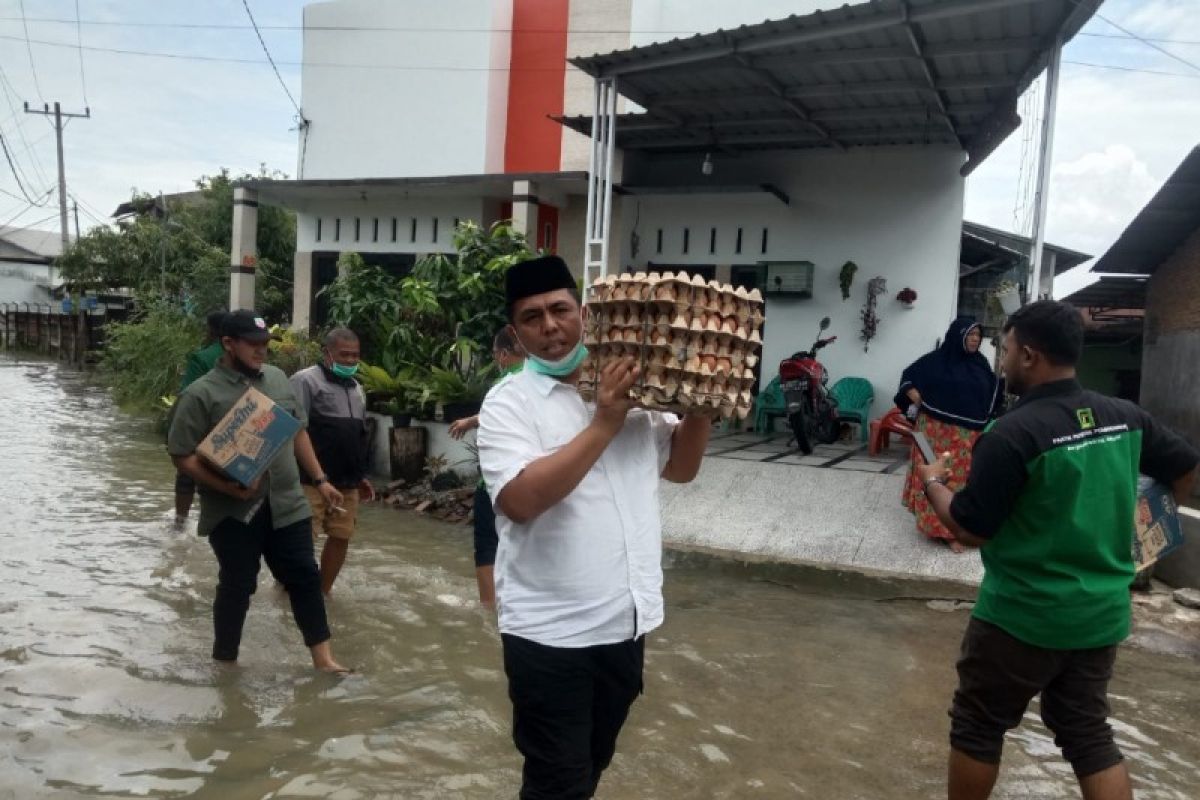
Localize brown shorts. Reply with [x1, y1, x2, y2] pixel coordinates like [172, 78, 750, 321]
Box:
[949, 617, 1122, 778]
[303, 485, 360, 540]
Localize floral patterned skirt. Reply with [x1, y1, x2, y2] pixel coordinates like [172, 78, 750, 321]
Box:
[901, 415, 981, 542]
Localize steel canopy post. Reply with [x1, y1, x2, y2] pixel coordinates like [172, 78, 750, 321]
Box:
[1026, 36, 1062, 302]
[583, 77, 618, 287]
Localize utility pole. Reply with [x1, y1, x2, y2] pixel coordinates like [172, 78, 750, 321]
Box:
[24, 101, 90, 286]
[72, 201, 80, 239]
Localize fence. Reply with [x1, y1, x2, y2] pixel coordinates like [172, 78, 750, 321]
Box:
[0, 302, 112, 363]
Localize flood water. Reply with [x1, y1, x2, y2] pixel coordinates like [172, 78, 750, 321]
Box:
[1, 354, 1198, 799]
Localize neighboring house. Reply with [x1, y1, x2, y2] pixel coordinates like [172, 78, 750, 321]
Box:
[0, 225, 72, 306]
[1062, 276, 1146, 402]
[1089, 144, 1200, 448]
[230, 0, 1101, 419]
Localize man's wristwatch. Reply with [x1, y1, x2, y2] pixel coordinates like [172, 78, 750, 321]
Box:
[314, 475, 329, 487]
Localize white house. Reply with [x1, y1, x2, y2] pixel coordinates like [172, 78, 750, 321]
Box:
[233, 0, 1101, 418]
[0, 225, 71, 306]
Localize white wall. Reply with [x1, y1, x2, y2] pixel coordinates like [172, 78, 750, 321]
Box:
[616, 147, 967, 419]
[628, 0, 835, 46]
[301, 0, 512, 180]
[295, 197, 488, 254]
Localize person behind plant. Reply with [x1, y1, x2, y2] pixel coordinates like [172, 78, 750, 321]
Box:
[895, 317, 1002, 553]
[167, 310, 350, 674]
[173, 310, 228, 527]
[916, 301, 1198, 800]
[448, 328, 525, 610]
[478, 255, 711, 800]
[290, 327, 376, 596]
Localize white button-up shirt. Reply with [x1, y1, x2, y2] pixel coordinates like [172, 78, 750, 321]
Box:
[478, 366, 678, 648]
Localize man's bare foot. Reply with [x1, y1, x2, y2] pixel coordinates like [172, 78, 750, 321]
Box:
[310, 641, 352, 674]
[948, 539, 966, 554]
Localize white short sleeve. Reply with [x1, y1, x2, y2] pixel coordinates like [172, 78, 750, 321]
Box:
[651, 411, 681, 474]
[478, 380, 541, 505]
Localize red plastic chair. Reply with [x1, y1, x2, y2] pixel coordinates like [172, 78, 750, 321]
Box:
[869, 408, 915, 456]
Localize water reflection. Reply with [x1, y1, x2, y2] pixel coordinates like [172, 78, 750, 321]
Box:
[1, 355, 1198, 798]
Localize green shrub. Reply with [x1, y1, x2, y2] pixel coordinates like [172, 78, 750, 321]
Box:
[102, 305, 203, 412]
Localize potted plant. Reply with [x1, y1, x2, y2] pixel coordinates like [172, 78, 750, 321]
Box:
[896, 287, 918, 308]
[990, 280, 1022, 315]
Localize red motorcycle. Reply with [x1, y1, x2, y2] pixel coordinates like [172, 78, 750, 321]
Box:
[778, 317, 841, 454]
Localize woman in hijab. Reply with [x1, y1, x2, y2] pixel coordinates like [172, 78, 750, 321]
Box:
[895, 318, 1002, 552]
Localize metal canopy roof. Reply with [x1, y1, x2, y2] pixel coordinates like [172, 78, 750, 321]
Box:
[962, 220, 1091, 275]
[1063, 275, 1149, 311]
[561, 0, 1101, 174]
[1090, 145, 1200, 275]
[239, 171, 588, 207]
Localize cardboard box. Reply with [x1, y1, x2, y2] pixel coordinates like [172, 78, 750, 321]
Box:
[1133, 476, 1185, 570]
[197, 387, 302, 487]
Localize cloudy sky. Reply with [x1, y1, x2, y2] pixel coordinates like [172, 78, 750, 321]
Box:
[1, 0, 1198, 297]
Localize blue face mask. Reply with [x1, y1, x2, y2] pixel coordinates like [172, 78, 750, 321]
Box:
[525, 341, 589, 377]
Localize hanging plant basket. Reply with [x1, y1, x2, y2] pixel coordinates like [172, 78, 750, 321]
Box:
[990, 281, 1022, 315]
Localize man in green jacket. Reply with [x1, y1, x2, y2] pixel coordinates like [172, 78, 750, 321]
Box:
[918, 301, 1198, 800]
[174, 310, 228, 525]
[168, 310, 350, 673]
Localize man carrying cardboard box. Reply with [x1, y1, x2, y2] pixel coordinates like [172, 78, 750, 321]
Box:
[167, 310, 350, 673]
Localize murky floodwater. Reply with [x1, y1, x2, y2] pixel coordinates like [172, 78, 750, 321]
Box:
[1, 354, 1198, 799]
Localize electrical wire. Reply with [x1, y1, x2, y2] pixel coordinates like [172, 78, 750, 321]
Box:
[241, 0, 302, 117]
[0, 207, 58, 233]
[1063, 60, 1200, 79]
[17, 0, 45, 102]
[1075, 1, 1200, 75]
[0, 64, 52, 187]
[0, 33, 586, 73]
[73, 0, 90, 106]
[0, 130, 49, 205]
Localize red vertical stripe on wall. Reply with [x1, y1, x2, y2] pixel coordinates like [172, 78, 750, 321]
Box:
[505, 0, 569, 173]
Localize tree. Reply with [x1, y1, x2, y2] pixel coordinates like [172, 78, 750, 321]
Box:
[56, 167, 297, 320]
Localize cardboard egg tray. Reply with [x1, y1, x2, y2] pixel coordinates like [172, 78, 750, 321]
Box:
[578, 271, 765, 420]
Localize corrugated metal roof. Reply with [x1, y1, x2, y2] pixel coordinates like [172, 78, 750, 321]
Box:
[1063, 275, 1149, 310]
[560, 0, 1102, 174]
[1090, 145, 1200, 275]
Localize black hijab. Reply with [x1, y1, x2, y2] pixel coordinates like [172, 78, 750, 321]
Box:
[894, 318, 1001, 431]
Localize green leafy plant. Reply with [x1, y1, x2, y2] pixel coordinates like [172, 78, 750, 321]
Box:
[839, 261, 858, 301]
[267, 325, 321, 376]
[102, 303, 203, 413]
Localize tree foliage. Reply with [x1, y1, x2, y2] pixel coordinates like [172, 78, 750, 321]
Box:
[57, 167, 296, 320]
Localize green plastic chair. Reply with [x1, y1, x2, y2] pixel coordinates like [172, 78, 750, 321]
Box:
[752, 376, 787, 434]
[830, 377, 874, 443]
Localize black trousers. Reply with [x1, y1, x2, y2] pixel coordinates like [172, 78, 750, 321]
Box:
[502, 633, 645, 800]
[207, 504, 330, 661]
[472, 484, 499, 568]
[949, 617, 1122, 778]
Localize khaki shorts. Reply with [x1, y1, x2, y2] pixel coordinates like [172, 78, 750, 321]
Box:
[303, 485, 360, 540]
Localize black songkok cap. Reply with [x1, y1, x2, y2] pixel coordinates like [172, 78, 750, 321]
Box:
[505, 255, 577, 313]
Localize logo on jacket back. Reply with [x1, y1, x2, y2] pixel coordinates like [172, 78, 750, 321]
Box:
[1076, 408, 1096, 430]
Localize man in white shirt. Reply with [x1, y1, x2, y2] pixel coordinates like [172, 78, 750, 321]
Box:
[478, 255, 711, 800]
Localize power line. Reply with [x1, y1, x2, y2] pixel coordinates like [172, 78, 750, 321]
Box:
[0, 33, 585, 73]
[73, 0, 90, 106]
[1075, 1, 1200, 75]
[1063, 60, 1200, 79]
[1078, 32, 1200, 45]
[0, 130, 49, 205]
[241, 0, 303, 117]
[17, 0, 45, 102]
[0, 207, 58, 233]
[0, 64, 52, 187]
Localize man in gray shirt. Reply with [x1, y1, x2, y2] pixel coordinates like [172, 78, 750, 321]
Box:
[290, 328, 375, 594]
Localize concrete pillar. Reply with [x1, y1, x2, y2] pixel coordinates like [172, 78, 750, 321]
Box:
[229, 187, 259, 311]
[291, 250, 315, 333]
[512, 180, 539, 243]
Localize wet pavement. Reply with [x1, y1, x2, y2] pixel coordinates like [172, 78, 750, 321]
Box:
[2, 354, 1199, 799]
